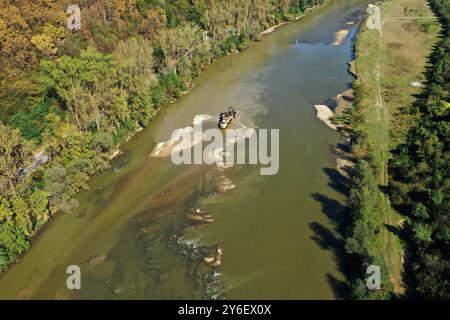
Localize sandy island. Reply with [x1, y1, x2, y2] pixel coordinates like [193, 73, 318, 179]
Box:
[332, 29, 350, 45]
[332, 10, 364, 45]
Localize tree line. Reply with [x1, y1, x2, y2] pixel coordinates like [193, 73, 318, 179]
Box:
[388, 0, 449, 300]
[334, 79, 394, 299]
[0, 0, 324, 272]
[336, 0, 448, 299]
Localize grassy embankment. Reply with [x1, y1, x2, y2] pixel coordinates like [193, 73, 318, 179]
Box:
[343, 0, 439, 297]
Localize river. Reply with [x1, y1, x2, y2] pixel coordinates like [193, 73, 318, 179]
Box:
[0, 0, 367, 299]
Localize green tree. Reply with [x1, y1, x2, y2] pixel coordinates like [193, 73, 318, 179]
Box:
[0, 123, 33, 196]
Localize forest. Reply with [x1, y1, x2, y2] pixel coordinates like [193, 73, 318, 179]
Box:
[339, 0, 448, 300]
[388, 0, 449, 299]
[0, 0, 324, 273]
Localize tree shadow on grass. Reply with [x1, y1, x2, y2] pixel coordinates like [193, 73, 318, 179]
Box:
[384, 223, 405, 239]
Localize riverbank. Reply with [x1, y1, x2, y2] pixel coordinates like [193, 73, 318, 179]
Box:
[314, 88, 354, 128]
[312, 8, 363, 131]
[261, 6, 319, 35]
[111, 5, 327, 161]
[335, 0, 440, 298]
[110, 5, 325, 161]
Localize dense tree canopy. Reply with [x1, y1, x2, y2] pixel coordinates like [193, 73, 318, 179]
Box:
[388, 0, 449, 299]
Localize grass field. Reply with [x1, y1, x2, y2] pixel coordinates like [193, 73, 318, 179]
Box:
[353, 0, 439, 295]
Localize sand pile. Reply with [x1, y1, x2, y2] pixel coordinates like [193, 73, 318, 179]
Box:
[149, 113, 256, 194]
[314, 89, 354, 130]
[314, 105, 337, 130]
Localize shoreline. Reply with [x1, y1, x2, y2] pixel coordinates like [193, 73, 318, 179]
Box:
[313, 10, 365, 180]
[261, 6, 318, 35]
[314, 88, 356, 178]
[109, 6, 323, 161]
[314, 104, 338, 130]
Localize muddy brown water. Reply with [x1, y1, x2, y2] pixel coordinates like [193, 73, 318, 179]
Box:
[0, 0, 368, 299]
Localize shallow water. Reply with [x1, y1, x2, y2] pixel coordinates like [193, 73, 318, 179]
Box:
[0, 0, 367, 299]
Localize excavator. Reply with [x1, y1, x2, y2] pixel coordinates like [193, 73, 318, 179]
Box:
[218, 106, 239, 129]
